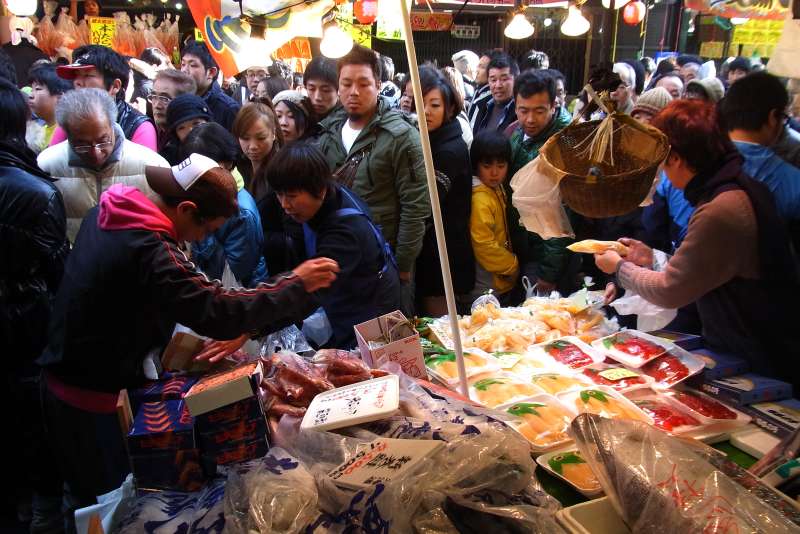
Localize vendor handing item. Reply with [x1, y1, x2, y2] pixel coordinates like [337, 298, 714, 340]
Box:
[38, 153, 338, 518]
[567, 239, 629, 255]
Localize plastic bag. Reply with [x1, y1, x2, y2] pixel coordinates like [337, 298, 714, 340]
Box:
[260, 325, 312, 357]
[223, 449, 319, 534]
[470, 292, 501, 314]
[302, 307, 332, 347]
[570, 413, 800, 533]
[510, 156, 574, 240]
[609, 291, 677, 331]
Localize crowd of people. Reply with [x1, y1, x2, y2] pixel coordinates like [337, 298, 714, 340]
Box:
[2, 36, 799, 533]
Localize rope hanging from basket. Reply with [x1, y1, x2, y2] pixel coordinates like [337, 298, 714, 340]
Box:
[572, 85, 623, 180]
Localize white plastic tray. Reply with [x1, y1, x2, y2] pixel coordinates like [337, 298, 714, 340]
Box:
[592, 330, 672, 368]
[559, 386, 654, 425]
[535, 336, 606, 370]
[663, 389, 751, 428]
[497, 393, 577, 454]
[579, 362, 654, 394]
[537, 447, 604, 499]
[639, 345, 705, 390]
[301, 374, 400, 431]
[555, 496, 630, 534]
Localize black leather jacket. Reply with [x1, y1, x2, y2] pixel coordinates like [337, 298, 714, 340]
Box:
[0, 141, 68, 375]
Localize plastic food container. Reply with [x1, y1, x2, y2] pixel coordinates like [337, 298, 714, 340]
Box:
[555, 497, 630, 533]
[537, 448, 604, 498]
[467, 372, 543, 409]
[529, 372, 594, 396]
[507, 348, 567, 379]
[625, 389, 705, 434]
[559, 386, 654, 424]
[424, 348, 501, 385]
[640, 345, 705, 390]
[499, 394, 577, 453]
[592, 330, 672, 368]
[663, 389, 751, 427]
[537, 336, 606, 370]
[580, 362, 653, 393]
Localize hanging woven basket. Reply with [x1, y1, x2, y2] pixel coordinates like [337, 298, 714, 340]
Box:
[540, 89, 670, 218]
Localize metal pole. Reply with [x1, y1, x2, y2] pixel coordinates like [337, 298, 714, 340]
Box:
[398, 0, 470, 398]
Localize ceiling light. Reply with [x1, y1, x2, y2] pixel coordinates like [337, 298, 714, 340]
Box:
[504, 12, 534, 39]
[561, 5, 590, 36]
[320, 22, 353, 58]
[544, 17, 553, 27]
[601, 0, 631, 8]
[175, 2, 183, 8]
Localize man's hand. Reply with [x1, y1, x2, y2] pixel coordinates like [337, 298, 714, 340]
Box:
[618, 238, 653, 268]
[194, 334, 248, 363]
[594, 251, 623, 274]
[603, 282, 617, 305]
[399, 271, 411, 283]
[293, 257, 340, 292]
[535, 278, 557, 295]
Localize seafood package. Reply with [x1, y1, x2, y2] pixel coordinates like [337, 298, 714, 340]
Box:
[570, 413, 800, 533]
[502, 394, 576, 452]
[539, 336, 604, 369]
[561, 386, 653, 424]
[529, 372, 593, 396]
[508, 351, 565, 378]
[664, 389, 751, 427]
[424, 348, 501, 384]
[593, 330, 671, 368]
[626, 390, 704, 434]
[640, 346, 705, 390]
[537, 448, 603, 498]
[580, 362, 652, 393]
[468, 373, 542, 409]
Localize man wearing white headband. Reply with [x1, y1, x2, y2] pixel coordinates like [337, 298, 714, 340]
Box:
[38, 153, 339, 519]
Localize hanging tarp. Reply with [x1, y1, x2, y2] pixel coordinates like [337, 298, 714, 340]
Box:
[186, 0, 335, 76]
[685, 0, 790, 21]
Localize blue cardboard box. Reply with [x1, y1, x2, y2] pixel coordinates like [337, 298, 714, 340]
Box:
[194, 396, 264, 432]
[129, 373, 198, 411]
[690, 348, 750, 380]
[130, 448, 204, 492]
[696, 374, 792, 406]
[128, 400, 195, 453]
[738, 399, 800, 439]
[198, 415, 268, 454]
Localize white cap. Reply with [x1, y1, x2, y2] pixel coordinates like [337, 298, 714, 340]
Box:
[145, 153, 220, 197]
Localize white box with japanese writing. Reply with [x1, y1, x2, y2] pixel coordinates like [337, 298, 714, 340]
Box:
[354, 311, 426, 379]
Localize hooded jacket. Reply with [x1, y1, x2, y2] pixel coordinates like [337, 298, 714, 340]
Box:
[201, 80, 242, 132]
[507, 106, 574, 285]
[37, 124, 169, 241]
[304, 184, 402, 348]
[0, 141, 69, 375]
[39, 184, 315, 396]
[471, 178, 518, 294]
[316, 98, 431, 273]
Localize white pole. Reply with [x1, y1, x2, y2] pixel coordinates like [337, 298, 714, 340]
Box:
[398, 0, 470, 399]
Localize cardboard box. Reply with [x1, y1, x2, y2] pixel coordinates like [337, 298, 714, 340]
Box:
[737, 399, 800, 439]
[201, 436, 268, 468]
[695, 374, 792, 406]
[690, 348, 749, 380]
[128, 400, 195, 453]
[161, 331, 211, 373]
[194, 396, 264, 431]
[354, 311, 426, 379]
[197, 415, 267, 453]
[184, 361, 262, 417]
[130, 448, 204, 492]
[129, 373, 198, 410]
[647, 330, 703, 351]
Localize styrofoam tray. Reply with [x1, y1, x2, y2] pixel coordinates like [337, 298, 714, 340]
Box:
[579, 362, 654, 394]
[528, 372, 595, 396]
[639, 345, 705, 390]
[559, 386, 654, 425]
[555, 496, 630, 533]
[424, 348, 501, 386]
[663, 389, 751, 428]
[507, 347, 571, 379]
[537, 447, 604, 498]
[625, 388, 708, 435]
[535, 336, 606, 370]
[497, 393, 577, 454]
[592, 330, 673, 368]
[301, 374, 400, 431]
[467, 372, 543, 409]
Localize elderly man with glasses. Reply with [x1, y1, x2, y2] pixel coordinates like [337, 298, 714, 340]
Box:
[38, 88, 169, 242]
[148, 69, 198, 150]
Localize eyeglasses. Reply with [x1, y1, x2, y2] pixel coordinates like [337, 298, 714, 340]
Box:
[72, 141, 113, 154]
[147, 94, 172, 105]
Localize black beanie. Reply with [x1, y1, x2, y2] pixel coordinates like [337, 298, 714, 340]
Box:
[166, 94, 211, 132]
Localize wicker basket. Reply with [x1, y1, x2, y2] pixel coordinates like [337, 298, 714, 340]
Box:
[540, 113, 670, 218]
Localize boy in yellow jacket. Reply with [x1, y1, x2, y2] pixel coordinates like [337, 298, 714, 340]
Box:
[470, 131, 519, 303]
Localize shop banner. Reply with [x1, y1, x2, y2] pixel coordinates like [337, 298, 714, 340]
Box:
[186, 0, 334, 77]
[409, 12, 452, 31]
[376, 0, 404, 39]
[685, 0, 790, 21]
[89, 17, 116, 48]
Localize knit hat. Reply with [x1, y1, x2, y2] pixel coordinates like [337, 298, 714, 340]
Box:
[272, 90, 312, 119]
[729, 56, 751, 73]
[631, 87, 673, 117]
[686, 77, 725, 103]
[166, 94, 211, 131]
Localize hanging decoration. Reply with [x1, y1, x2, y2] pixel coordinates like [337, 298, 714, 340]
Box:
[354, 0, 378, 24]
[504, 11, 535, 39]
[622, 1, 645, 25]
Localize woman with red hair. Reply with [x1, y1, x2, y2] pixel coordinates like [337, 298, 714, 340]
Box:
[595, 99, 798, 385]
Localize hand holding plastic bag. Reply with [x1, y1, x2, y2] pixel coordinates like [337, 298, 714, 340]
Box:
[608, 290, 677, 331]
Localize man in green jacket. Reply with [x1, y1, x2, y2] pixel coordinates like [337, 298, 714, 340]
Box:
[316, 45, 430, 307]
[507, 70, 575, 294]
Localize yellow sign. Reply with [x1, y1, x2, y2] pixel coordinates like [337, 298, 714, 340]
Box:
[351, 23, 372, 48]
[194, 28, 204, 42]
[88, 17, 116, 48]
[699, 41, 725, 59]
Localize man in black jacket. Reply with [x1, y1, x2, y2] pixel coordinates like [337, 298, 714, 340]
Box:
[39, 153, 338, 518]
[181, 40, 241, 131]
[470, 52, 519, 135]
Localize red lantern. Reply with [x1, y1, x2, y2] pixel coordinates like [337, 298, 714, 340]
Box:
[623, 1, 646, 25]
[354, 0, 378, 24]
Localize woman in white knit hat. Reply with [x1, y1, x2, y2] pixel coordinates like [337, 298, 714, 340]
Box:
[631, 86, 673, 125]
